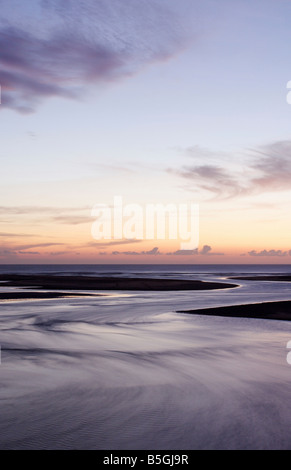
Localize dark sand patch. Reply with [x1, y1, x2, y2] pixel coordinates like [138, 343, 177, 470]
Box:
[0, 292, 101, 301]
[0, 274, 238, 292]
[177, 300, 291, 321]
[228, 275, 291, 282]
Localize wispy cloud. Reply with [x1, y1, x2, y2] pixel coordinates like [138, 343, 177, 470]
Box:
[170, 140, 291, 199]
[51, 215, 92, 225]
[179, 145, 230, 162]
[88, 239, 142, 248]
[249, 141, 291, 192]
[0, 241, 65, 257]
[0, 205, 90, 215]
[0, 0, 192, 112]
[167, 248, 198, 256]
[0, 249, 40, 256]
[166, 245, 224, 256]
[173, 164, 244, 199]
[0, 232, 35, 237]
[0, 205, 93, 226]
[112, 246, 161, 256]
[13, 242, 64, 250]
[247, 249, 290, 257]
[110, 245, 222, 256]
[48, 250, 80, 256]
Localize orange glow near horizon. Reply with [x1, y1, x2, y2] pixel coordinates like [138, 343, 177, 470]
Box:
[2, 232, 291, 264]
[1, 202, 291, 264]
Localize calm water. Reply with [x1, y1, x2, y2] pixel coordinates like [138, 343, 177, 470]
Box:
[1, 264, 291, 449]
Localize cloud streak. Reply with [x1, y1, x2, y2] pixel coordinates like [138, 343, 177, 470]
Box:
[0, 205, 92, 226]
[166, 245, 224, 256]
[171, 140, 291, 199]
[112, 247, 161, 256]
[110, 245, 222, 256]
[88, 239, 142, 248]
[0, 232, 35, 238]
[0, 205, 90, 215]
[0, 0, 192, 112]
[248, 249, 291, 257]
[0, 241, 65, 257]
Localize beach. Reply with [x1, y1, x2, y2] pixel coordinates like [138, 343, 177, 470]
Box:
[0, 273, 237, 293]
[178, 299, 291, 321]
[0, 291, 101, 301]
[1, 264, 291, 450]
[229, 275, 291, 282]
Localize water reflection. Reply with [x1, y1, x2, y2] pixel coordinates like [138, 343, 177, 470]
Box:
[1, 272, 291, 449]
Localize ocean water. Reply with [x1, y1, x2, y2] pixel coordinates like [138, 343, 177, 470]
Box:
[1, 264, 291, 449]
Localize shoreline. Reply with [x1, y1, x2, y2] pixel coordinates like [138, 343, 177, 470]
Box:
[0, 274, 238, 292]
[177, 300, 291, 321]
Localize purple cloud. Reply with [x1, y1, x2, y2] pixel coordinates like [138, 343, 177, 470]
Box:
[0, 0, 192, 112]
[112, 246, 161, 256]
[0, 242, 64, 258]
[14, 242, 64, 250]
[200, 245, 224, 256]
[171, 140, 291, 199]
[89, 239, 142, 248]
[0, 232, 35, 237]
[166, 245, 224, 256]
[248, 249, 288, 257]
[167, 248, 199, 256]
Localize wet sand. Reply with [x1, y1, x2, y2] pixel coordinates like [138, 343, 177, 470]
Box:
[0, 292, 101, 301]
[177, 300, 291, 321]
[0, 274, 237, 293]
[229, 275, 291, 281]
[1, 269, 291, 450]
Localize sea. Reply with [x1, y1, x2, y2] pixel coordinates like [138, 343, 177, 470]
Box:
[1, 264, 291, 450]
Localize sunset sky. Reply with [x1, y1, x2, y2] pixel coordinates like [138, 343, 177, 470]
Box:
[1, 0, 291, 264]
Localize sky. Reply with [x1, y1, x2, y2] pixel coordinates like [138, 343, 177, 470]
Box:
[1, 0, 291, 264]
